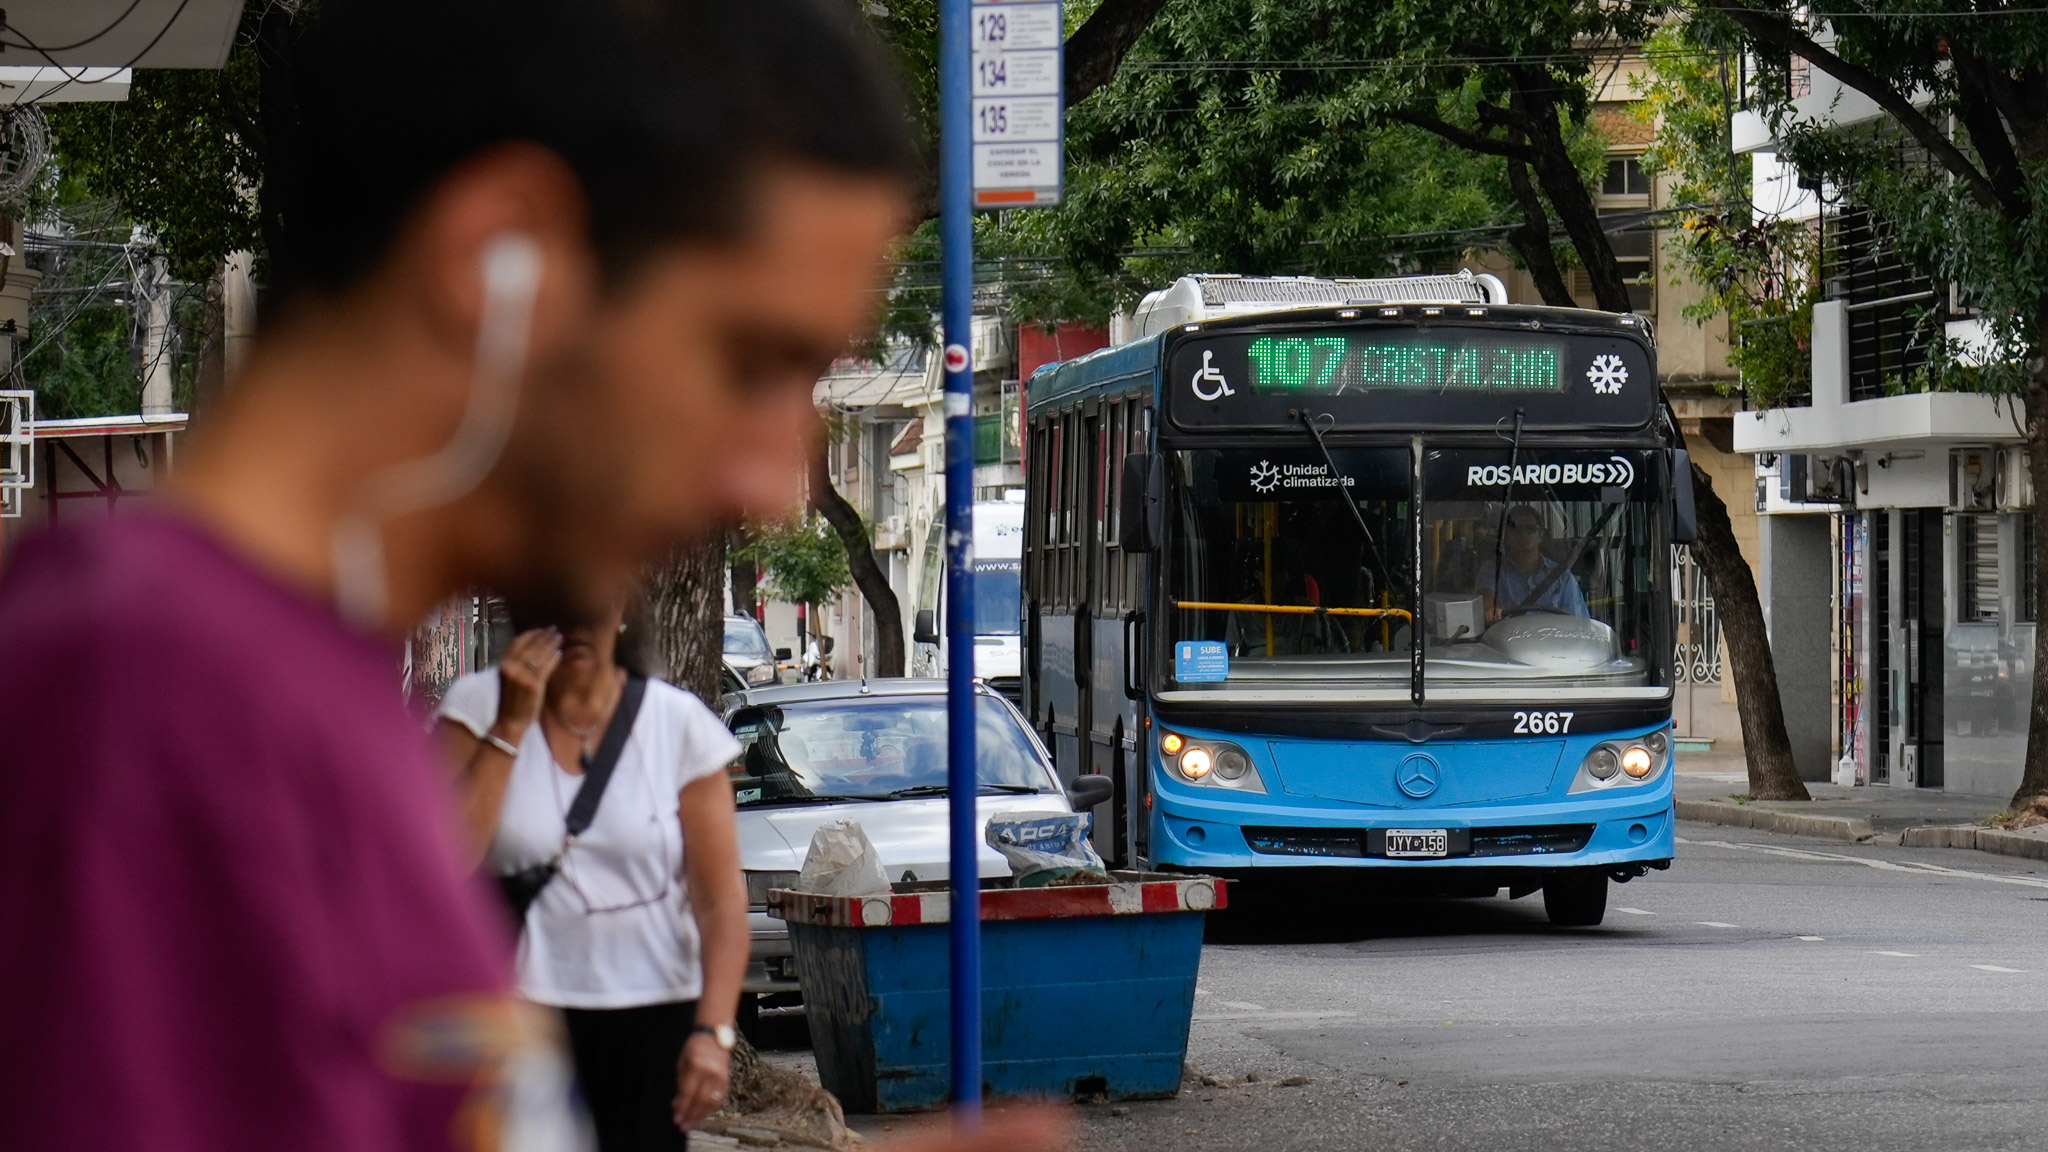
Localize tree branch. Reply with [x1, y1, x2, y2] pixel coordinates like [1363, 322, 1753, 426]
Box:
[1718, 5, 2004, 213]
[1378, 107, 1537, 162]
[1063, 0, 1173, 107]
[1504, 155, 1576, 307]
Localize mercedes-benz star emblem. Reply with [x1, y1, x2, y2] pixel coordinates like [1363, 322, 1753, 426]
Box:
[1396, 754, 1441, 799]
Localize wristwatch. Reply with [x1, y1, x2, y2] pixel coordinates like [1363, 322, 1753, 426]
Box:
[693, 1022, 737, 1051]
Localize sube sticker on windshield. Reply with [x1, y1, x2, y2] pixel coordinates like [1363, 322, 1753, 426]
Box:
[1175, 641, 1230, 683]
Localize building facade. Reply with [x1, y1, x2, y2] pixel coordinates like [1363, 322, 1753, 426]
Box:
[1729, 27, 2034, 798]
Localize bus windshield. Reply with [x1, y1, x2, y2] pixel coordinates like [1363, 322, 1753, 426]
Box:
[1160, 444, 1672, 702]
[1165, 447, 1418, 699]
[1419, 447, 1669, 700]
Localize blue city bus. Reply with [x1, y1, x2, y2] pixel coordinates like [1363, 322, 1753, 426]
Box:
[1020, 274, 1694, 925]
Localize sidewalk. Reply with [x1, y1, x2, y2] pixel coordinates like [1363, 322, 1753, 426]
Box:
[1673, 752, 2048, 862]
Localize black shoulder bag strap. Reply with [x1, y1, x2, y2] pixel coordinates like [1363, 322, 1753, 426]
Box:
[564, 672, 648, 839]
[497, 673, 648, 925]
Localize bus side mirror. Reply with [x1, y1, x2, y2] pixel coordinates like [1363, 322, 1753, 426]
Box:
[1118, 452, 1164, 553]
[1671, 449, 1698, 545]
[1067, 773, 1114, 809]
[913, 609, 939, 645]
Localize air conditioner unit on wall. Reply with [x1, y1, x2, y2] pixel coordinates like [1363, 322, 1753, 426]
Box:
[1996, 448, 2034, 511]
[1950, 449, 1996, 512]
[1805, 455, 1852, 504]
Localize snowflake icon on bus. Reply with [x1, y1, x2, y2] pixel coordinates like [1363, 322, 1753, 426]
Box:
[1586, 354, 1629, 395]
[1249, 459, 1281, 494]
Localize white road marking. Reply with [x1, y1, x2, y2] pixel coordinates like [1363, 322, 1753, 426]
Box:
[1193, 1010, 1360, 1023]
[1616, 907, 1657, 916]
[1872, 951, 1919, 957]
[1969, 964, 2024, 973]
[1195, 988, 1213, 996]
[1217, 1000, 1268, 1012]
[1697, 921, 1740, 928]
[1679, 837, 2048, 891]
[1796, 935, 1826, 941]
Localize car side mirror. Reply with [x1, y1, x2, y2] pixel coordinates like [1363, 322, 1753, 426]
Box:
[1671, 448, 1698, 545]
[1118, 452, 1164, 553]
[913, 610, 940, 645]
[1067, 773, 1114, 809]
[774, 647, 793, 661]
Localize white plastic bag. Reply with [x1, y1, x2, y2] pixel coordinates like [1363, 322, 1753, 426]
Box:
[797, 819, 892, 896]
[985, 811, 1111, 887]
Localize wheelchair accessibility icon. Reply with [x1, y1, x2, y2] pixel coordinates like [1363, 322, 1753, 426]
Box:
[1191, 350, 1235, 402]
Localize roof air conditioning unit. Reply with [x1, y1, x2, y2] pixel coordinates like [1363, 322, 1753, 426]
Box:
[1996, 448, 2034, 511]
[1949, 448, 1995, 512]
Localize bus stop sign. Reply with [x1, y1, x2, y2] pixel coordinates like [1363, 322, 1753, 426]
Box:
[970, 0, 1061, 208]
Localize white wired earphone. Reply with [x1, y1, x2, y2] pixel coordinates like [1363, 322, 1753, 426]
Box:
[333, 233, 545, 628]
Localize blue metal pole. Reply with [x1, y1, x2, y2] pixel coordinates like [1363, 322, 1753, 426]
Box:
[938, 0, 982, 1125]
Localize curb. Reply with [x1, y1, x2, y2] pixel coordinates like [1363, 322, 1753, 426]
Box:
[1674, 799, 1875, 842]
[1900, 824, 2048, 862]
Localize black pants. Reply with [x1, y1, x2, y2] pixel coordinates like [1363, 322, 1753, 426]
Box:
[561, 1001, 696, 1152]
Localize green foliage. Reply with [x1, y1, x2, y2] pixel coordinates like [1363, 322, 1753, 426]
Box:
[878, 0, 1645, 328]
[1685, 2, 2048, 400]
[1638, 21, 1817, 408]
[737, 512, 854, 610]
[44, 50, 263, 282]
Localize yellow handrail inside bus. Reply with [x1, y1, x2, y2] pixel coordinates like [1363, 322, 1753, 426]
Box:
[1174, 600, 1414, 622]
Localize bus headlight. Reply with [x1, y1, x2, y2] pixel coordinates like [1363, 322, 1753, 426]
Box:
[1622, 746, 1654, 778]
[1164, 739, 1267, 792]
[1570, 728, 1671, 792]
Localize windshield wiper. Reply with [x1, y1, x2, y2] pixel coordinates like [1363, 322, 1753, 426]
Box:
[740, 792, 888, 806]
[1295, 409, 1398, 601]
[888, 783, 1047, 799]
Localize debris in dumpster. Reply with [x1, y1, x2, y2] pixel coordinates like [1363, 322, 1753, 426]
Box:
[983, 811, 1111, 887]
[797, 819, 890, 897]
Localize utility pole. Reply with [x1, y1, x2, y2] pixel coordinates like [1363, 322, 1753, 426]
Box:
[139, 256, 175, 417]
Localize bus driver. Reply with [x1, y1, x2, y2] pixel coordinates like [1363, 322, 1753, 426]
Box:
[1480, 505, 1588, 622]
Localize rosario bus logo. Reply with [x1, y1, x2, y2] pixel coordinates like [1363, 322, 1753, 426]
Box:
[1466, 456, 1635, 489]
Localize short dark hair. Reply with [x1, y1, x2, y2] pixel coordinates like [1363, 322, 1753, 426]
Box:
[270, 0, 919, 307]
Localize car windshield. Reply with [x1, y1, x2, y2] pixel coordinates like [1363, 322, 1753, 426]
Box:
[725, 695, 1052, 807]
[723, 618, 773, 661]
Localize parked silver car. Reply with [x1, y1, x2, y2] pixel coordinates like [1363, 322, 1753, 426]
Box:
[722, 679, 1112, 1013]
[723, 614, 787, 688]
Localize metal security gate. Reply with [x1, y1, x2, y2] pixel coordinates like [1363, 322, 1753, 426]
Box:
[1673, 545, 1722, 685]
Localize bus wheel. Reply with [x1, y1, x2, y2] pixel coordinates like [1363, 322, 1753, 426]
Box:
[1542, 871, 1608, 927]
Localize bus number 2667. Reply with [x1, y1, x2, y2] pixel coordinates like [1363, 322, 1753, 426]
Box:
[1512, 710, 1574, 734]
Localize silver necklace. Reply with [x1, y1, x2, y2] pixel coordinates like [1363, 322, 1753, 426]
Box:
[545, 669, 623, 769]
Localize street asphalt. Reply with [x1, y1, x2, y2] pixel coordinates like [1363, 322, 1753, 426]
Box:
[793, 817, 2048, 1152]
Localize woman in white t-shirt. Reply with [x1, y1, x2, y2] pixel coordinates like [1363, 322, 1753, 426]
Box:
[437, 600, 745, 1152]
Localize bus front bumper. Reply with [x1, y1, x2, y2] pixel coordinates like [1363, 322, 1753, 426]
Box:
[1149, 780, 1675, 873]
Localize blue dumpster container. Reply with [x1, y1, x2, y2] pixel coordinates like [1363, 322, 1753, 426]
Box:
[767, 871, 1225, 1113]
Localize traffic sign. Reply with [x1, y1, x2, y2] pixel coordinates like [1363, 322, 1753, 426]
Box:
[969, 0, 1061, 208]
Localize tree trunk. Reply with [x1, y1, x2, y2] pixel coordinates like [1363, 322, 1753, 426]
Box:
[2012, 360, 2048, 806]
[646, 537, 728, 702]
[1689, 464, 1810, 800]
[728, 527, 759, 617]
[1504, 155, 1576, 309]
[1063, 0, 1175, 107]
[1513, 78, 1634, 315]
[808, 442, 906, 677]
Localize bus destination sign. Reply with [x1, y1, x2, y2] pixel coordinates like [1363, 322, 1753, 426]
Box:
[1168, 325, 1653, 431]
